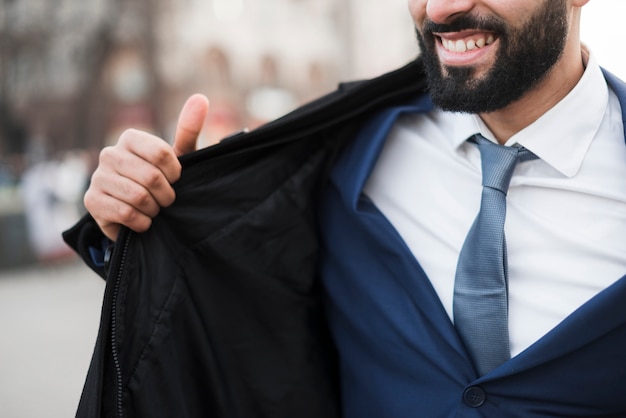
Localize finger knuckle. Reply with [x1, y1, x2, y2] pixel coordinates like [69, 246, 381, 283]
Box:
[119, 128, 139, 144]
[152, 145, 173, 166]
[98, 146, 116, 164]
[130, 187, 153, 208]
[83, 190, 96, 212]
[144, 168, 164, 188]
[116, 204, 138, 224]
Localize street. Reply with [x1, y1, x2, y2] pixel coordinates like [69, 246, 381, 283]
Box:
[0, 258, 105, 418]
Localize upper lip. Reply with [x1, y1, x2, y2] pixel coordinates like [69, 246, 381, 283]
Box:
[433, 30, 494, 41]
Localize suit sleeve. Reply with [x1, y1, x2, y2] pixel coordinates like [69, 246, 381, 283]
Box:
[62, 214, 109, 279]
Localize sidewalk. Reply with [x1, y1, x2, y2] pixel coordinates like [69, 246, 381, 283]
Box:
[0, 258, 105, 418]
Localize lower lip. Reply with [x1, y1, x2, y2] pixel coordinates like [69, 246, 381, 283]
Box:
[436, 40, 495, 66]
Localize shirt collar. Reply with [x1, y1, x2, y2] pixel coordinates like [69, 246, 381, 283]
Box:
[450, 51, 609, 178]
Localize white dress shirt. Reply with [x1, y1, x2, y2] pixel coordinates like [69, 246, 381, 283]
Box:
[364, 52, 626, 356]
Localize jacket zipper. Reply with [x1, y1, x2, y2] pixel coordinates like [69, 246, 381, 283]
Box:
[108, 229, 131, 418]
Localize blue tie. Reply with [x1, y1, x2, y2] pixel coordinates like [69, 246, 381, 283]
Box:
[453, 134, 538, 376]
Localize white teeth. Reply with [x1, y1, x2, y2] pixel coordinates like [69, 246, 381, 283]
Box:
[442, 35, 495, 52]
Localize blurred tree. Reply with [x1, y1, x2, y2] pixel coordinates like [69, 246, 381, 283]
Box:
[0, 0, 165, 158]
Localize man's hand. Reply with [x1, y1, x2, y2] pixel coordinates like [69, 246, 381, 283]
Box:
[84, 94, 210, 241]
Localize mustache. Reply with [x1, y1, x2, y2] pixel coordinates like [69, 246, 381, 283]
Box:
[422, 15, 505, 35]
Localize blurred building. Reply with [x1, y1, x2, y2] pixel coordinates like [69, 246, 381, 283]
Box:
[2, 0, 417, 154]
[0, 0, 416, 267]
[105, 0, 418, 146]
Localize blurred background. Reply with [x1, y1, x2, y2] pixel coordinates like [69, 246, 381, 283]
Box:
[0, 0, 624, 417]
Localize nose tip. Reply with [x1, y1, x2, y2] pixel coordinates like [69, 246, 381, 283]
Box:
[426, 0, 475, 24]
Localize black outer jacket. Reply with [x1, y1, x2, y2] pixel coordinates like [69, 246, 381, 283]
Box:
[63, 58, 427, 418]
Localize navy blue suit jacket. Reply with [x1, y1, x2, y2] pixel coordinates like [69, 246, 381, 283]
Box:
[318, 71, 626, 417]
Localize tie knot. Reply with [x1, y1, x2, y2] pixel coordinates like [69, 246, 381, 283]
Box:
[471, 134, 538, 194]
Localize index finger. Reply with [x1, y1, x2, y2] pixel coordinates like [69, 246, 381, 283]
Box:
[119, 129, 182, 184]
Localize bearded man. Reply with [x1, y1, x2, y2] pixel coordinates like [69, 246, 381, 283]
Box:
[66, 0, 626, 416]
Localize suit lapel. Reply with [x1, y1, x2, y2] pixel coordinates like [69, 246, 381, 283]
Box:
[603, 68, 626, 141]
[484, 274, 626, 380]
[330, 96, 476, 371]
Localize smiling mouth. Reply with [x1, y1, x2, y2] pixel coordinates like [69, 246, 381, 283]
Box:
[437, 34, 496, 53]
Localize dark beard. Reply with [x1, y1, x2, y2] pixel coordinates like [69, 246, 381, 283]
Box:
[416, 0, 568, 113]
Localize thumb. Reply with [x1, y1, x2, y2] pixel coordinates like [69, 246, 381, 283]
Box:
[172, 93, 209, 156]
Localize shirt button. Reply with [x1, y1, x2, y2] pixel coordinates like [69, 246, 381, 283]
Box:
[463, 386, 486, 408]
